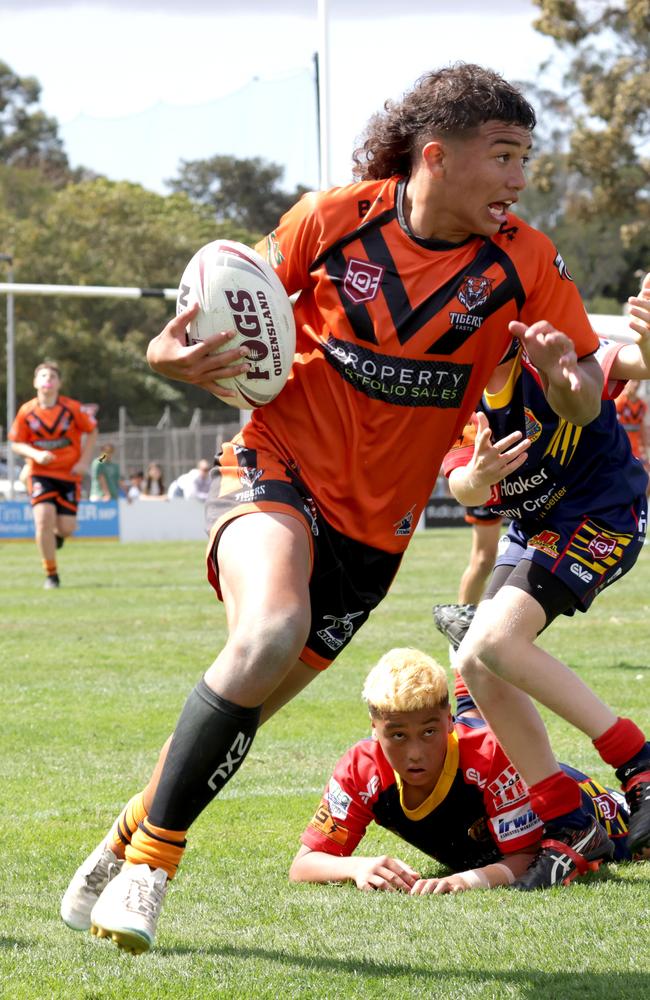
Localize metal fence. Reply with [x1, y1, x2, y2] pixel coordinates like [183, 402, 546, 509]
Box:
[99, 407, 241, 490]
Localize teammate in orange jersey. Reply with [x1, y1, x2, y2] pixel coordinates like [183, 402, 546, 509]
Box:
[9, 361, 97, 589]
[615, 378, 649, 473]
[62, 63, 605, 953]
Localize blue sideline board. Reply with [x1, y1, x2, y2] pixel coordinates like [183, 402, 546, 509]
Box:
[0, 500, 119, 539]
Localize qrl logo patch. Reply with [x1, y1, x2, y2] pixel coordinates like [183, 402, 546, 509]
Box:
[457, 276, 493, 311]
[343, 259, 385, 304]
[588, 534, 617, 560]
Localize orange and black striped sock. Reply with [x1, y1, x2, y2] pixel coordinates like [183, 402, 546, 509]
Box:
[125, 819, 187, 879]
[43, 559, 57, 577]
[107, 792, 148, 859]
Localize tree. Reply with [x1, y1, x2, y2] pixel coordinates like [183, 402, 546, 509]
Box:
[167, 155, 309, 234]
[2, 178, 260, 426]
[517, 1, 650, 304]
[0, 61, 69, 183]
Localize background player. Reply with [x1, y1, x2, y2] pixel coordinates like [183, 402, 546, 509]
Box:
[442, 274, 650, 888]
[290, 649, 631, 894]
[62, 63, 604, 953]
[10, 361, 97, 588]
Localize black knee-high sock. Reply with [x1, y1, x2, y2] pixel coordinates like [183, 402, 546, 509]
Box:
[147, 677, 261, 830]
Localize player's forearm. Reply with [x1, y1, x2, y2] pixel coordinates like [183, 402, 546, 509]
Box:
[459, 852, 535, 888]
[78, 430, 98, 469]
[11, 442, 40, 461]
[610, 344, 650, 381]
[448, 467, 492, 507]
[289, 850, 359, 885]
[542, 356, 603, 426]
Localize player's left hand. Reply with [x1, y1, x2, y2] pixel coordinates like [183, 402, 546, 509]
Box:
[409, 874, 473, 895]
[509, 320, 581, 392]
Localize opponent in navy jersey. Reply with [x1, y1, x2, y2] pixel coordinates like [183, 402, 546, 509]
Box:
[443, 338, 648, 613]
[445, 280, 650, 890]
[291, 650, 630, 894]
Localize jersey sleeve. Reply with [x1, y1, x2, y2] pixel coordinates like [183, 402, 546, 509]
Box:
[255, 191, 323, 297]
[441, 417, 477, 477]
[519, 238, 598, 359]
[595, 339, 628, 400]
[70, 399, 97, 434]
[300, 744, 378, 857]
[479, 730, 544, 854]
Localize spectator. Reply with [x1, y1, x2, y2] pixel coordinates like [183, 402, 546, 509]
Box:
[126, 471, 145, 503]
[167, 459, 212, 501]
[89, 444, 128, 501]
[141, 462, 166, 500]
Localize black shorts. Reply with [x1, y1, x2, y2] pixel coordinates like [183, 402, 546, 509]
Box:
[29, 474, 80, 515]
[204, 443, 402, 669]
[464, 504, 503, 526]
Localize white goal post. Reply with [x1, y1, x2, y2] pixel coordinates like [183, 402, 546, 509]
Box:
[0, 280, 636, 501]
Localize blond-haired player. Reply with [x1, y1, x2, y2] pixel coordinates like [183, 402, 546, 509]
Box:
[290, 649, 630, 893]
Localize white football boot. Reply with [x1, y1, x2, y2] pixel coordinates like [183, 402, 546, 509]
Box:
[60, 840, 124, 931]
[90, 863, 168, 954]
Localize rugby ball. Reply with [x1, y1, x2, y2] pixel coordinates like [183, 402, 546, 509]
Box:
[176, 240, 296, 409]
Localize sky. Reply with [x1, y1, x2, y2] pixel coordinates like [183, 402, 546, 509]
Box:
[0, 0, 564, 194]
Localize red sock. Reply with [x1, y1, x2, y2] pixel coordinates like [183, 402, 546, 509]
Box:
[454, 672, 470, 700]
[528, 770, 582, 823]
[593, 718, 646, 768]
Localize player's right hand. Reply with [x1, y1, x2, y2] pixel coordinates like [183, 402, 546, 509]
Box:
[146, 304, 251, 400]
[35, 450, 55, 465]
[409, 874, 472, 895]
[466, 411, 531, 488]
[353, 855, 420, 892]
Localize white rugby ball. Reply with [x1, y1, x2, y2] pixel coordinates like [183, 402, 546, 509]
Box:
[176, 239, 296, 409]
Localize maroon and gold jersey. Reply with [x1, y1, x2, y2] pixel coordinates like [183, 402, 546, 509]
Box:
[9, 395, 97, 482]
[241, 178, 598, 553]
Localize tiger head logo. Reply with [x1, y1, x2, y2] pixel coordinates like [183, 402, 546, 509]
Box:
[458, 276, 493, 311]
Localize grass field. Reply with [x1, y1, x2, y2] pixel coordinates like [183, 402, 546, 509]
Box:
[2, 529, 649, 999]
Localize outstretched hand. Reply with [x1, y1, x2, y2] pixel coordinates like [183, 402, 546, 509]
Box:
[627, 272, 650, 369]
[146, 304, 251, 400]
[509, 319, 581, 392]
[465, 411, 530, 491]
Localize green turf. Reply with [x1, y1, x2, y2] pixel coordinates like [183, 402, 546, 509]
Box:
[1, 531, 649, 998]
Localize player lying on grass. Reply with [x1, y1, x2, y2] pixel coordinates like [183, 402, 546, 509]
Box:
[289, 648, 632, 894]
[435, 274, 650, 889]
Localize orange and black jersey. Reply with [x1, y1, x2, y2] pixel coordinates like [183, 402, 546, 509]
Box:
[245, 177, 598, 553]
[615, 393, 648, 459]
[9, 395, 97, 482]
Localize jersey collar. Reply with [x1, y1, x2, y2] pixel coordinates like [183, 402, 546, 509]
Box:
[395, 730, 459, 820]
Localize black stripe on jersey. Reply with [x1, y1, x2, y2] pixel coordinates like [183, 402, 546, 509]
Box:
[310, 206, 399, 346]
[424, 244, 526, 355]
[309, 198, 527, 354]
[30, 401, 74, 437]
